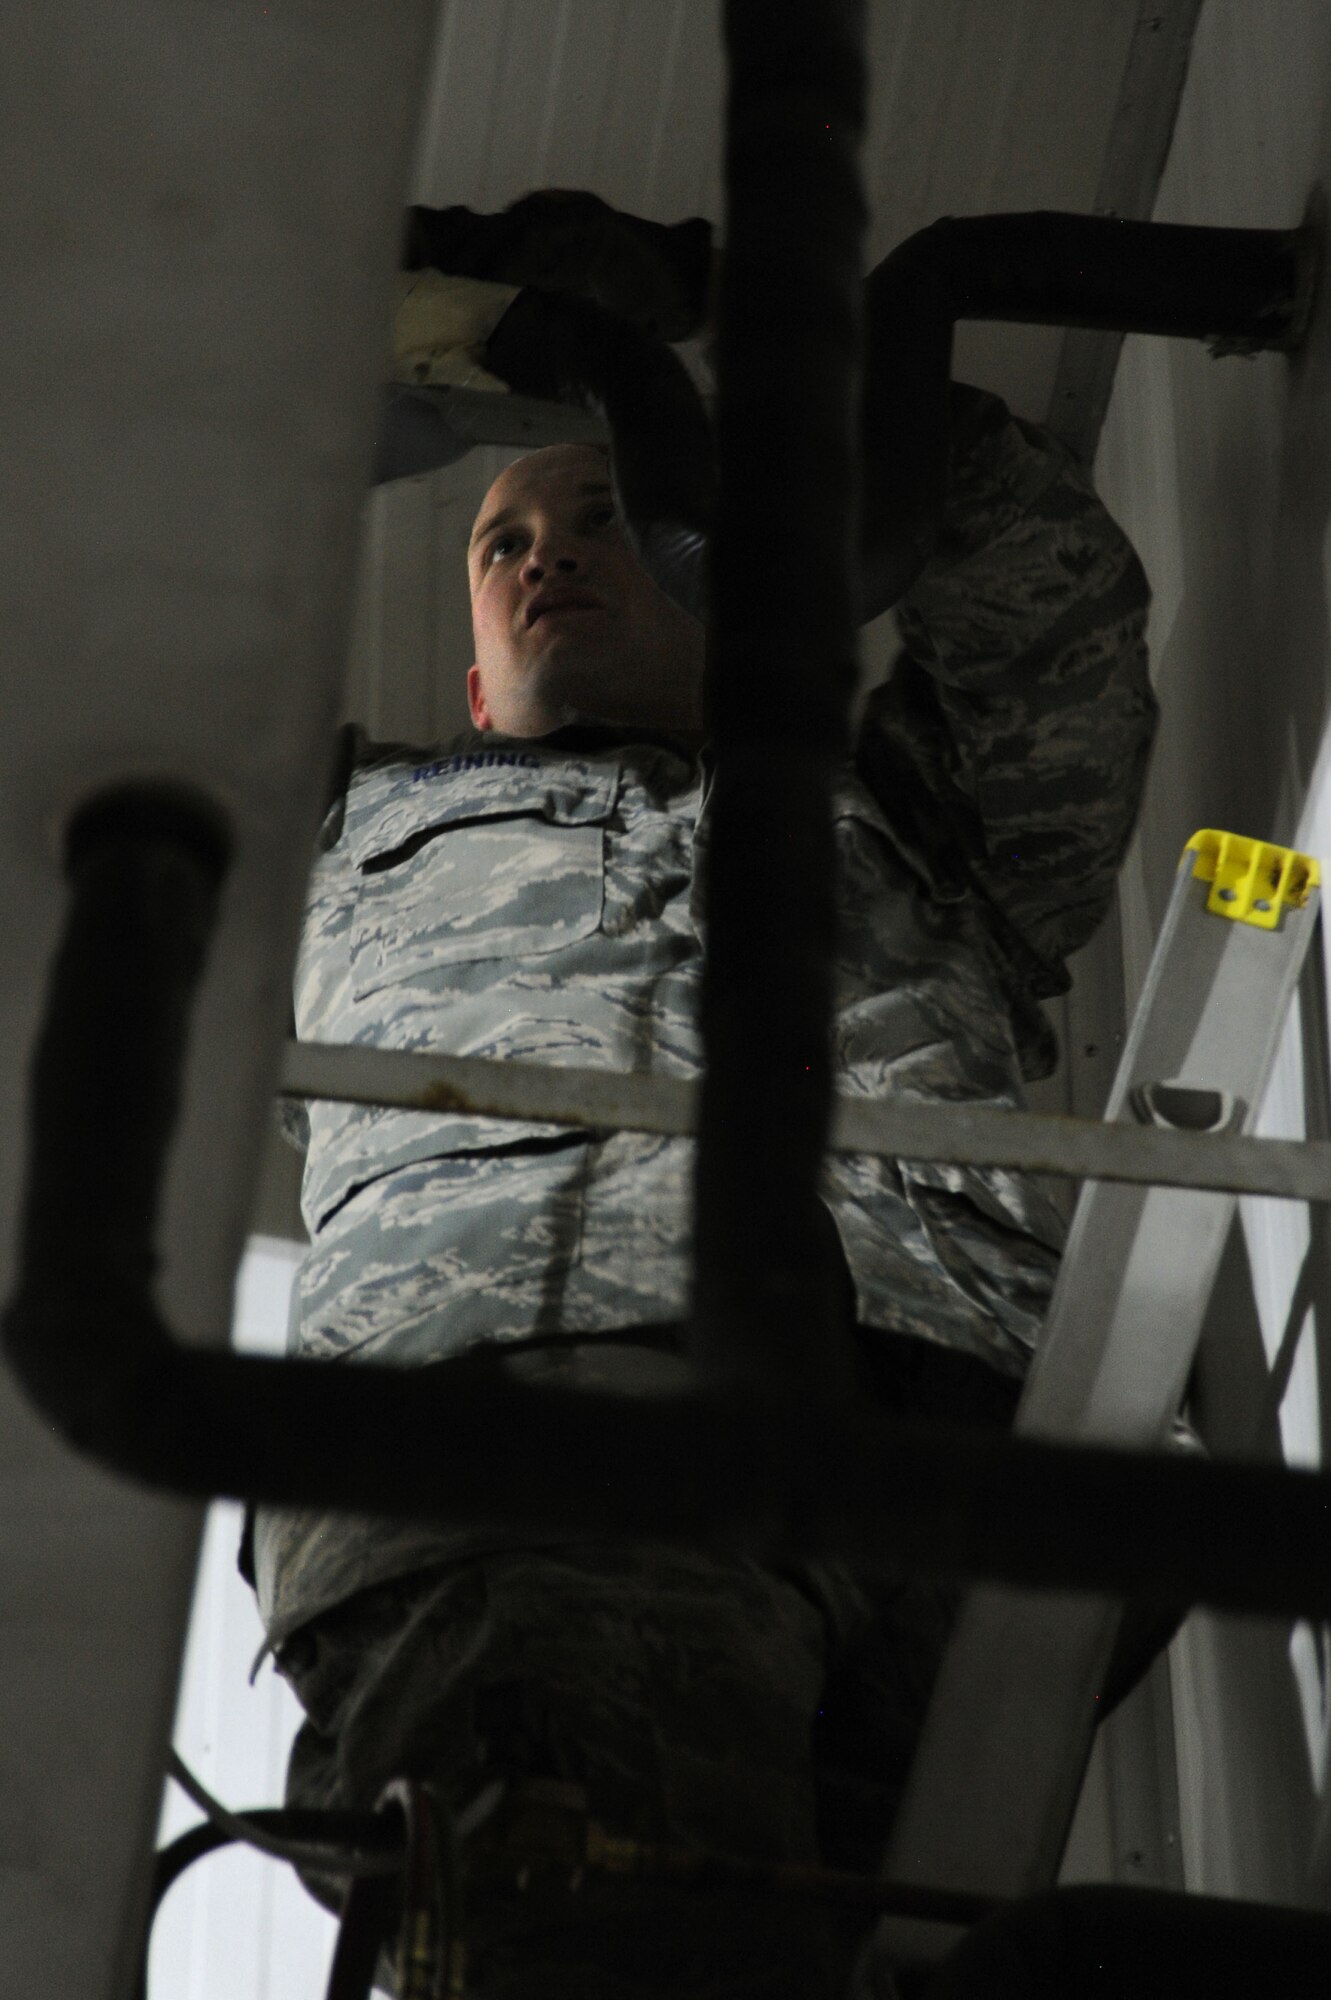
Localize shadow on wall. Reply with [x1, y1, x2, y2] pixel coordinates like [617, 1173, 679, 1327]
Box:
[1092, 18, 1331, 1864]
[1133, 223, 1331, 943]
[1276, 203, 1331, 839]
[1177, 1211, 1324, 1899]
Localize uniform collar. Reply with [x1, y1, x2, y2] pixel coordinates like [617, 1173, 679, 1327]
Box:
[475, 721, 706, 760]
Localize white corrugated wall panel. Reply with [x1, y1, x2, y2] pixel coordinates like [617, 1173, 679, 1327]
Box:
[416, 0, 1141, 420]
[1093, 0, 1331, 1907]
[150, 1241, 338, 2000]
[343, 445, 524, 744]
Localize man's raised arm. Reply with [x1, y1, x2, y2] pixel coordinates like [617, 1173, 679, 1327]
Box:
[857, 383, 1156, 1074]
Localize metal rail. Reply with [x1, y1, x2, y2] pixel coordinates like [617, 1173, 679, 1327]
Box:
[280, 1039, 1331, 1204]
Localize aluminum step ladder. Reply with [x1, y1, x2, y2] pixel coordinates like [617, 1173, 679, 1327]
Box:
[876, 827, 1322, 1954]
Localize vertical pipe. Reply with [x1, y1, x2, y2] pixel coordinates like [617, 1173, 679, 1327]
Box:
[690, 0, 867, 1391]
[11, 789, 230, 1425]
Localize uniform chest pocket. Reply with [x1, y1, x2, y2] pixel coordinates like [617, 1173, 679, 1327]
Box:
[350, 805, 607, 997]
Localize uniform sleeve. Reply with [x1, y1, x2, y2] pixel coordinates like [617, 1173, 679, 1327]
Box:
[856, 382, 1156, 1023]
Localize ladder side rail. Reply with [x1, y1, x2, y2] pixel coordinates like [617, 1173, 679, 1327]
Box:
[879, 852, 1322, 1913]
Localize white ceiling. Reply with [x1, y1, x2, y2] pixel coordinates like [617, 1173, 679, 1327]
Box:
[410, 0, 1174, 429]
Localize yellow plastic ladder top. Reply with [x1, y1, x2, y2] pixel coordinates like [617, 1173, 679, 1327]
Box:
[1184, 828, 1321, 929]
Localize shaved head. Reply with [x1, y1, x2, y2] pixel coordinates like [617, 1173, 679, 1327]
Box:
[465, 442, 704, 739]
[469, 441, 611, 557]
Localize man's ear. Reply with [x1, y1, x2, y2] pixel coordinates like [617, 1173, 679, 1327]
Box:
[466, 664, 493, 730]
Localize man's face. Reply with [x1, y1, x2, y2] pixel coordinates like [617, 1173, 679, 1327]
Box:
[466, 442, 704, 739]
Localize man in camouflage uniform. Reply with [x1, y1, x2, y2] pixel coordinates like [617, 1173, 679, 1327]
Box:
[247, 355, 1154, 1993]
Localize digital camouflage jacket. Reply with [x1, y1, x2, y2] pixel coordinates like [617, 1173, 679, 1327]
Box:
[250, 388, 1156, 1646]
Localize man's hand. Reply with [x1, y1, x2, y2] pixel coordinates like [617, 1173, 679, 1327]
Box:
[483, 285, 714, 622]
[387, 190, 716, 619]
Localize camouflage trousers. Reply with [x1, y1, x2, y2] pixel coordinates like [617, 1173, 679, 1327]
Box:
[275, 1333, 1018, 1999]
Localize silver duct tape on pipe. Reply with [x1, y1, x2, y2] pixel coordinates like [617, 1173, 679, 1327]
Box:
[279, 1040, 1331, 1204]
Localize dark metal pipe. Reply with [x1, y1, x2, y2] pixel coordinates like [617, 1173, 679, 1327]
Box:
[688, 0, 868, 1394]
[4, 787, 232, 1439]
[895, 210, 1318, 352]
[6, 805, 1331, 1625]
[920, 1881, 1331, 2000]
[87, 1350, 1331, 1620]
[13, 1282, 1331, 1624]
[382, 209, 1317, 621]
[855, 209, 1318, 619]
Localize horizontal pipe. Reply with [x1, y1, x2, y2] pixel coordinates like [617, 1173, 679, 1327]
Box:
[6, 1320, 1331, 1625]
[919, 1881, 1331, 1999]
[279, 1039, 1331, 1205]
[7, 803, 1331, 1622]
[378, 211, 1319, 626]
[862, 210, 1317, 354]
